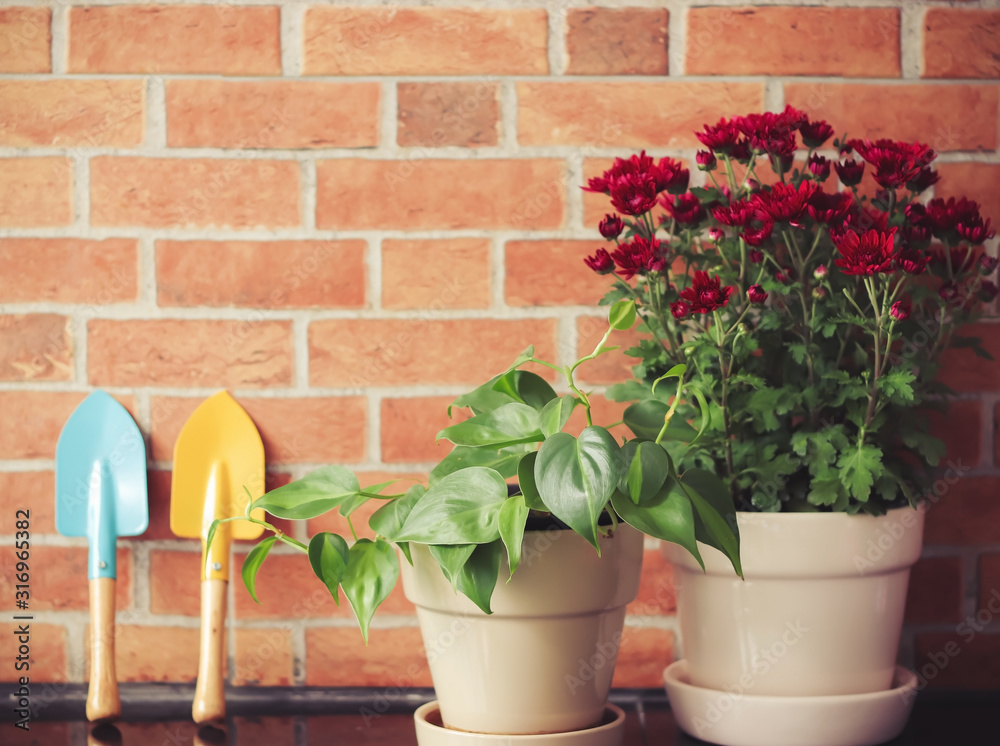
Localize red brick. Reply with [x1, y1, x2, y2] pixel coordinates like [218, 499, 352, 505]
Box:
[307, 471, 427, 541]
[233, 628, 295, 686]
[69, 5, 280, 75]
[925, 476, 1000, 545]
[382, 239, 491, 310]
[96, 625, 201, 683]
[0, 391, 134, 460]
[90, 157, 300, 229]
[687, 7, 899, 77]
[628, 549, 676, 617]
[149, 396, 366, 465]
[0, 472, 55, 534]
[506, 241, 610, 307]
[306, 627, 430, 686]
[924, 9, 1000, 79]
[398, 82, 499, 148]
[0, 7, 51, 72]
[566, 8, 668, 76]
[905, 556, 963, 624]
[303, 7, 547, 75]
[166, 80, 379, 149]
[0, 238, 138, 304]
[518, 82, 763, 148]
[382, 397, 473, 463]
[0, 546, 132, 611]
[575, 318, 642, 385]
[914, 632, 1000, 689]
[309, 319, 558, 387]
[317, 159, 564, 230]
[980, 554, 1000, 610]
[0, 80, 143, 147]
[0, 624, 65, 683]
[927, 400, 981, 467]
[156, 240, 366, 309]
[936, 163, 1000, 226]
[0, 314, 72, 382]
[785, 84, 998, 153]
[937, 323, 1000, 393]
[0, 158, 72, 227]
[149, 550, 201, 617]
[88, 319, 293, 388]
[613, 627, 675, 687]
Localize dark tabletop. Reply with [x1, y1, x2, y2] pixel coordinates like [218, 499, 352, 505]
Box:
[6, 688, 999, 745]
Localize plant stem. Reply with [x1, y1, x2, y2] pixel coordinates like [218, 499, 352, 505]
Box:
[654, 376, 685, 445]
[713, 310, 736, 486]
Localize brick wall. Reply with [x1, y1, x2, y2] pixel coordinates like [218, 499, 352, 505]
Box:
[0, 1, 998, 694]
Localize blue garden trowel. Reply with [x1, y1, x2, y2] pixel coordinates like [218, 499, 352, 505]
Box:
[56, 391, 148, 722]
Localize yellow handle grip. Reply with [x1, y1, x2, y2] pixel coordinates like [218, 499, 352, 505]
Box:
[193, 578, 228, 724]
[87, 577, 121, 722]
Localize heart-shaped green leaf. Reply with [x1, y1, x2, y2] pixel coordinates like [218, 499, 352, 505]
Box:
[341, 538, 399, 643]
[428, 543, 476, 585]
[625, 441, 670, 505]
[539, 395, 578, 438]
[429, 445, 523, 485]
[453, 541, 502, 614]
[680, 469, 742, 577]
[437, 403, 544, 448]
[516, 451, 546, 511]
[250, 465, 361, 520]
[535, 427, 624, 552]
[611, 481, 703, 569]
[623, 400, 697, 442]
[242, 536, 277, 604]
[492, 370, 558, 411]
[394, 467, 508, 544]
[368, 484, 425, 540]
[609, 299, 637, 331]
[308, 532, 350, 605]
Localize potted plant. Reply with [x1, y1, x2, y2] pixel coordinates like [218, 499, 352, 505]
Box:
[209, 300, 742, 740]
[582, 106, 995, 742]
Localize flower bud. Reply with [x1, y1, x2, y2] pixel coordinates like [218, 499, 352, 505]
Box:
[747, 284, 767, 304]
[671, 301, 692, 320]
[748, 249, 764, 264]
[890, 299, 911, 321]
[744, 178, 761, 193]
[980, 254, 999, 275]
[584, 248, 615, 275]
[598, 214, 625, 240]
[696, 150, 717, 171]
[813, 264, 828, 280]
[812, 286, 827, 299]
[709, 228, 725, 242]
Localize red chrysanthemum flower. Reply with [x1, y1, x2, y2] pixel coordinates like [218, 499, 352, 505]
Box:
[696, 150, 717, 171]
[742, 220, 774, 247]
[609, 173, 658, 216]
[890, 299, 911, 321]
[800, 119, 835, 148]
[662, 192, 706, 225]
[584, 248, 615, 275]
[712, 199, 755, 227]
[679, 271, 734, 313]
[846, 139, 935, 190]
[748, 249, 764, 263]
[896, 248, 927, 275]
[671, 301, 692, 320]
[598, 214, 625, 240]
[807, 154, 831, 180]
[833, 228, 898, 276]
[835, 158, 865, 187]
[906, 167, 940, 194]
[958, 218, 995, 245]
[754, 181, 819, 224]
[610, 236, 667, 280]
[807, 191, 854, 225]
[696, 118, 742, 154]
[747, 284, 768, 304]
[926, 197, 983, 239]
[979, 254, 999, 274]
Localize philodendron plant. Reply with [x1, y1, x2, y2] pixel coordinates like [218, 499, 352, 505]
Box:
[209, 301, 741, 640]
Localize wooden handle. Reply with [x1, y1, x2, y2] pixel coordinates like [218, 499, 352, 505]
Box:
[193, 578, 228, 724]
[87, 578, 121, 722]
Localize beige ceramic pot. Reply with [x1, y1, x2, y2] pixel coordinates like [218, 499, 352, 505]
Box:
[399, 524, 643, 735]
[667, 506, 925, 697]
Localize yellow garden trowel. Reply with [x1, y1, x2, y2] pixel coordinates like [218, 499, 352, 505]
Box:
[170, 391, 265, 724]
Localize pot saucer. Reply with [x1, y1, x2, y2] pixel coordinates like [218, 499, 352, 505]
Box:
[663, 660, 918, 746]
[414, 702, 625, 746]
